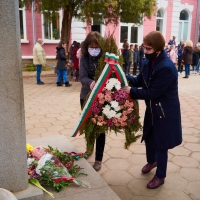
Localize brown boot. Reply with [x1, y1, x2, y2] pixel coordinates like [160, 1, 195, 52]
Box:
[93, 161, 102, 171]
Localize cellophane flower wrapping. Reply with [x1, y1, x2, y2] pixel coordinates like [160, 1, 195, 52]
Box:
[27, 145, 90, 197]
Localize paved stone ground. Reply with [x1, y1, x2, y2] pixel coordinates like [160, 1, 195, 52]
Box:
[24, 70, 200, 200]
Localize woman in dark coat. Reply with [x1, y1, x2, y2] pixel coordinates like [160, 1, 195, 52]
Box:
[192, 45, 200, 74]
[177, 43, 184, 74]
[79, 31, 105, 172]
[122, 31, 182, 189]
[182, 40, 193, 78]
[123, 44, 130, 74]
[56, 41, 72, 87]
[133, 44, 140, 75]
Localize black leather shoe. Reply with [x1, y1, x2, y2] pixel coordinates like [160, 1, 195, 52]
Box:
[147, 175, 165, 189]
[37, 82, 44, 85]
[183, 75, 189, 78]
[142, 162, 157, 174]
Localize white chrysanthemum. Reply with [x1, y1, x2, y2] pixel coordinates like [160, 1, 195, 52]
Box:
[114, 106, 121, 111]
[105, 83, 113, 90]
[106, 110, 116, 119]
[115, 82, 121, 90]
[102, 107, 110, 115]
[104, 104, 111, 110]
[110, 100, 119, 108]
[115, 113, 122, 118]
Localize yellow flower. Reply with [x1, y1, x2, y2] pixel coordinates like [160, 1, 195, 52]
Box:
[26, 143, 34, 152]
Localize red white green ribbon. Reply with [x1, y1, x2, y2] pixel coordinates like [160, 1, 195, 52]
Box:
[71, 53, 128, 137]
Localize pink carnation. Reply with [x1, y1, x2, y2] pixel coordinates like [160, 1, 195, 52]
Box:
[32, 146, 46, 160]
[91, 118, 97, 123]
[105, 94, 112, 102]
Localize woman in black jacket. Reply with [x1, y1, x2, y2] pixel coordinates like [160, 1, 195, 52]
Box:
[123, 44, 130, 74]
[79, 32, 105, 171]
[192, 45, 200, 74]
[56, 41, 72, 87]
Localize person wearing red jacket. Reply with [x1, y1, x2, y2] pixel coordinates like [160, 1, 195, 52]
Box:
[72, 42, 80, 81]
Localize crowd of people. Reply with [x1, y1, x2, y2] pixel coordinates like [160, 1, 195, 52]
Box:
[120, 36, 200, 79]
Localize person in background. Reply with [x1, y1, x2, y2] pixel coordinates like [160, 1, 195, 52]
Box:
[169, 45, 177, 66]
[56, 41, 72, 87]
[69, 41, 77, 61]
[196, 44, 200, 74]
[72, 42, 80, 81]
[191, 45, 200, 74]
[79, 31, 105, 171]
[177, 43, 184, 75]
[133, 44, 139, 75]
[123, 31, 182, 189]
[182, 40, 193, 78]
[123, 43, 130, 74]
[168, 36, 176, 46]
[33, 38, 46, 85]
[139, 44, 145, 72]
[128, 44, 134, 75]
[177, 39, 184, 50]
[121, 39, 129, 55]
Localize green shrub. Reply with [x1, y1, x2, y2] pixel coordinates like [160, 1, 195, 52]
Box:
[23, 64, 53, 71]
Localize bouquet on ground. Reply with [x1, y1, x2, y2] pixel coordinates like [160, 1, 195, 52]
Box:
[26, 144, 90, 198]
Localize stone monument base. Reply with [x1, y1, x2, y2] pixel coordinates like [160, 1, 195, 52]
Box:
[13, 184, 43, 200]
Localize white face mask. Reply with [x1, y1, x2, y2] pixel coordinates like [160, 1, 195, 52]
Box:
[88, 48, 101, 57]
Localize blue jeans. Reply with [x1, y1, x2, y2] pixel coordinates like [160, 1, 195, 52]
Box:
[57, 70, 68, 83]
[196, 59, 200, 72]
[185, 64, 190, 76]
[35, 65, 42, 83]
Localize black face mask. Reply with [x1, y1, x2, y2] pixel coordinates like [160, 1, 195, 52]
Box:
[145, 52, 157, 60]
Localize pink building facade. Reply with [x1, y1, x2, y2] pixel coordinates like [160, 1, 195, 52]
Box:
[20, 0, 200, 61]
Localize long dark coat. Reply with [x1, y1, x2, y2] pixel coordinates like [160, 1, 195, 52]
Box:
[182, 46, 193, 64]
[126, 50, 182, 150]
[56, 47, 67, 70]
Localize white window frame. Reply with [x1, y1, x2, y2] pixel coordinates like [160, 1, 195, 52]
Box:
[119, 23, 143, 47]
[156, 9, 165, 36]
[19, 6, 28, 43]
[41, 10, 62, 43]
[178, 10, 190, 43]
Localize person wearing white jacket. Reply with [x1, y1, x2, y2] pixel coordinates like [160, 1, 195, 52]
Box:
[33, 38, 46, 85]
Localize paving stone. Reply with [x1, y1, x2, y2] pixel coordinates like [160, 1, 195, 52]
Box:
[109, 132, 126, 140]
[171, 156, 199, 167]
[27, 127, 47, 134]
[183, 135, 199, 143]
[169, 146, 191, 156]
[129, 144, 146, 154]
[105, 158, 131, 170]
[46, 125, 65, 132]
[191, 152, 200, 162]
[167, 161, 180, 173]
[163, 174, 188, 190]
[102, 170, 133, 186]
[128, 154, 147, 165]
[34, 122, 52, 128]
[107, 147, 132, 158]
[127, 179, 160, 196]
[40, 117, 57, 123]
[155, 189, 191, 200]
[127, 165, 155, 179]
[51, 120, 69, 126]
[107, 140, 124, 148]
[97, 163, 109, 176]
[110, 186, 134, 200]
[25, 119, 40, 125]
[184, 143, 200, 151]
[186, 182, 200, 199]
[179, 168, 200, 182]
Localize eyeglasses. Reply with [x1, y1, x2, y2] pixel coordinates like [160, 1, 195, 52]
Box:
[142, 45, 153, 51]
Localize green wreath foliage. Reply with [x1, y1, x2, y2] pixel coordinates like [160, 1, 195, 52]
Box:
[80, 34, 142, 152]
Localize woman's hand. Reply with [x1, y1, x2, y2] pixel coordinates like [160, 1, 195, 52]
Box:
[122, 86, 131, 94]
[90, 81, 96, 90]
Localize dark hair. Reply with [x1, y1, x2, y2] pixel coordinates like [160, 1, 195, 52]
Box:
[81, 31, 102, 55]
[130, 44, 133, 47]
[143, 31, 165, 52]
[74, 42, 80, 49]
[180, 44, 185, 50]
[58, 41, 66, 48]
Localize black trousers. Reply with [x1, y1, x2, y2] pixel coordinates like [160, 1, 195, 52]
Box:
[145, 127, 168, 178]
[178, 59, 183, 72]
[80, 99, 105, 161]
[133, 62, 138, 75]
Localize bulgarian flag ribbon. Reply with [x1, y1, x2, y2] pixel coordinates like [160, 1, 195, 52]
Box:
[71, 52, 128, 137]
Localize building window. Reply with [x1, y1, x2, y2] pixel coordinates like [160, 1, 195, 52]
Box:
[156, 9, 164, 34]
[42, 11, 62, 40]
[19, 4, 26, 39]
[120, 25, 138, 44]
[178, 10, 189, 42]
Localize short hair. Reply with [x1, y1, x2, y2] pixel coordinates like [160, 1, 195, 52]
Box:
[185, 40, 193, 47]
[143, 31, 165, 52]
[130, 44, 133, 47]
[81, 31, 102, 55]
